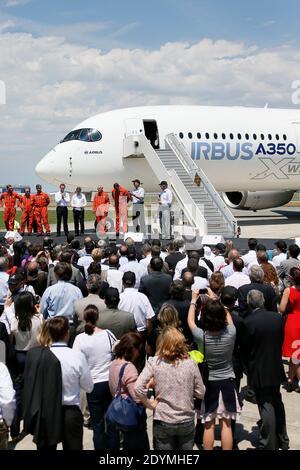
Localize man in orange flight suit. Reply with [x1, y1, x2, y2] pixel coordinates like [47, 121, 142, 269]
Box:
[0, 184, 21, 231]
[93, 185, 110, 235]
[34, 184, 51, 236]
[111, 183, 131, 237]
[19, 187, 35, 236]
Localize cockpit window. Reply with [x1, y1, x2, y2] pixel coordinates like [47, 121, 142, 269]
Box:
[61, 128, 102, 143]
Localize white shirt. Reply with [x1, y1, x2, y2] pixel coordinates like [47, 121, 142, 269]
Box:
[71, 193, 87, 209]
[119, 260, 147, 289]
[77, 254, 93, 278]
[192, 277, 209, 290]
[50, 342, 93, 406]
[0, 272, 9, 306]
[159, 188, 173, 206]
[55, 191, 70, 207]
[119, 288, 155, 331]
[225, 272, 251, 289]
[272, 252, 287, 268]
[212, 255, 225, 271]
[242, 250, 257, 267]
[174, 256, 212, 281]
[221, 262, 248, 279]
[0, 363, 16, 425]
[106, 269, 124, 293]
[73, 330, 116, 384]
[131, 187, 145, 204]
[119, 256, 128, 267]
[0, 304, 15, 335]
[139, 254, 151, 269]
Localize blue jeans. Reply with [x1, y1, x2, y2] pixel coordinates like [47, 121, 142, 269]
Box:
[106, 419, 149, 451]
[87, 381, 111, 450]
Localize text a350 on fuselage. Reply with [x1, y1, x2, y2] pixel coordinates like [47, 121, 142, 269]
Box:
[35, 105, 300, 210]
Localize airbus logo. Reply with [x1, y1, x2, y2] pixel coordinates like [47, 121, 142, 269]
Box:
[191, 141, 296, 160]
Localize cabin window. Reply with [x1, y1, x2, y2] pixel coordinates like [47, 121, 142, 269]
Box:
[179, 132, 184, 139]
[221, 133, 226, 139]
[197, 132, 201, 139]
[205, 132, 210, 139]
[253, 133, 257, 140]
[245, 133, 249, 140]
[188, 132, 193, 139]
[213, 133, 218, 139]
[283, 134, 287, 141]
[260, 134, 265, 140]
[229, 133, 234, 140]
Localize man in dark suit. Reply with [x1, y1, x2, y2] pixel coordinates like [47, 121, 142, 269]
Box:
[139, 256, 172, 314]
[238, 265, 277, 317]
[240, 290, 289, 450]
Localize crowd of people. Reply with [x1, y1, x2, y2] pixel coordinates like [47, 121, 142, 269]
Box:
[0, 179, 173, 238]
[0, 235, 299, 451]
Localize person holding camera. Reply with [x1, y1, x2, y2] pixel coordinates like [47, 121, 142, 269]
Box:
[55, 183, 70, 237]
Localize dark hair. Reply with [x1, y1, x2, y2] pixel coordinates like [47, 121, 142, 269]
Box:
[85, 241, 95, 254]
[12, 241, 27, 268]
[126, 246, 136, 261]
[256, 244, 266, 252]
[209, 272, 225, 295]
[105, 287, 120, 308]
[14, 291, 36, 331]
[83, 305, 99, 335]
[248, 238, 258, 250]
[150, 256, 163, 272]
[54, 262, 72, 281]
[48, 316, 69, 342]
[119, 245, 128, 257]
[114, 332, 143, 361]
[170, 280, 185, 300]
[151, 245, 161, 257]
[187, 257, 198, 274]
[220, 286, 238, 308]
[202, 300, 227, 332]
[151, 239, 161, 247]
[188, 250, 200, 261]
[70, 239, 81, 250]
[87, 261, 102, 276]
[233, 258, 244, 272]
[290, 267, 300, 285]
[275, 240, 287, 253]
[123, 271, 136, 287]
[67, 234, 75, 244]
[289, 244, 300, 259]
[60, 250, 73, 264]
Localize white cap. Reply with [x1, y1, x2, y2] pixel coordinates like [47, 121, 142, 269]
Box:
[203, 245, 214, 260]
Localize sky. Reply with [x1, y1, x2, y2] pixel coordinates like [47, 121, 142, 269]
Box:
[1, 0, 300, 189]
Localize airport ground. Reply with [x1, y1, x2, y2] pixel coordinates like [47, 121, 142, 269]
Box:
[11, 370, 300, 450]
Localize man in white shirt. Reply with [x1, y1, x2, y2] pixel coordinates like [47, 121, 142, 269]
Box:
[139, 243, 152, 269]
[159, 181, 173, 239]
[130, 179, 146, 234]
[106, 254, 124, 293]
[0, 362, 16, 449]
[119, 272, 155, 333]
[49, 316, 93, 450]
[225, 258, 250, 289]
[71, 187, 87, 236]
[212, 243, 226, 271]
[77, 241, 94, 277]
[119, 246, 147, 289]
[241, 238, 258, 268]
[272, 240, 287, 268]
[55, 183, 70, 237]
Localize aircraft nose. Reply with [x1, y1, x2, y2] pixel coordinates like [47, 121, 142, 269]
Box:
[35, 157, 48, 178]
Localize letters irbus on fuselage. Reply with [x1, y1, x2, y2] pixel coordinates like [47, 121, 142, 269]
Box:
[191, 141, 296, 160]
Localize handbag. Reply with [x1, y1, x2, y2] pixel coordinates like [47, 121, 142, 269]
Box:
[105, 363, 146, 428]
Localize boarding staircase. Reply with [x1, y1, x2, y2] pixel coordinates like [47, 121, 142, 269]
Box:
[123, 133, 237, 237]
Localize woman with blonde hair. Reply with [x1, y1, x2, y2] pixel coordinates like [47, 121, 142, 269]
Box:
[135, 327, 205, 450]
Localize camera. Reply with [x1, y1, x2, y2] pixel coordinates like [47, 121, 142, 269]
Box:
[199, 288, 208, 294]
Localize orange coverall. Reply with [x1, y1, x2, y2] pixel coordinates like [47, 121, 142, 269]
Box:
[111, 186, 130, 234]
[34, 192, 51, 234]
[0, 192, 21, 231]
[19, 194, 35, 235]
[93, 192, 110, 234]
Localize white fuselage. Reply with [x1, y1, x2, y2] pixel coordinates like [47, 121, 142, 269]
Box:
[35, 105, 300, 193]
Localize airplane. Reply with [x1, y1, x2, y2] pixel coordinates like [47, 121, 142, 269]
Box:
[35, 105, 300, 210]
